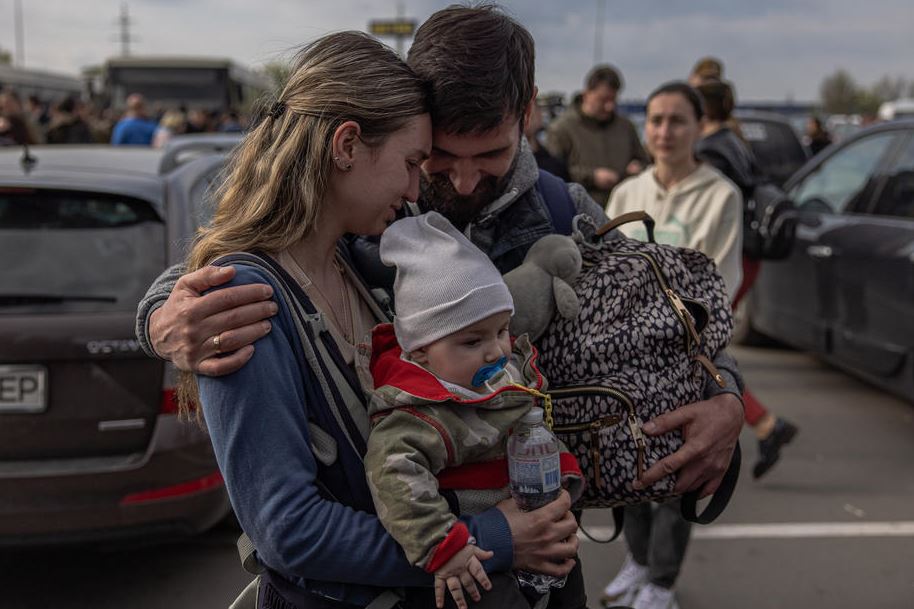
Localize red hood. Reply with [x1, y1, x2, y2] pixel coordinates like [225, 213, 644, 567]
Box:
[370, 323, 455, 401]
[369, 323, 543, 402]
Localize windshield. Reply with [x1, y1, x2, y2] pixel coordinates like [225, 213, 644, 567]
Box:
[0, 188, 165, 314]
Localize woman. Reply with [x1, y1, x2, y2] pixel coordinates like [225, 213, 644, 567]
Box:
[179, 32, 573, 609]
[601, 82, 742, 609]
[804, 116, 832, 156]
[694, 79, 800, 482]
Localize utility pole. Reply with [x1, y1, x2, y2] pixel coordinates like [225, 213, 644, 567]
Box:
[14, 0, 24, 67]
[593, 0, 606, 64]
[118, 4, 135, 57]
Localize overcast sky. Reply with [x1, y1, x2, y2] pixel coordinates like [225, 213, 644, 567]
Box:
[2, 0, 913, 102]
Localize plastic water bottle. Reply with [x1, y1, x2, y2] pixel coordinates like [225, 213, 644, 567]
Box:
[507, 406, 566, 593]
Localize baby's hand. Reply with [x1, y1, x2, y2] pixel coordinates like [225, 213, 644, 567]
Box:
[433, 543, 494, 609]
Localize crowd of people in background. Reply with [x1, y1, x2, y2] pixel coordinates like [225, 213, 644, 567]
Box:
[0, 88, 247, 148]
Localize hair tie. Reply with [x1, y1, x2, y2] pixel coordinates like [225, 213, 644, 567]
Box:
[269, 101, 286, 120]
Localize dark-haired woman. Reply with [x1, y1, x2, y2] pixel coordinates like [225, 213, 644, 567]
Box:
[694, 79, 800, 484]
[601, 82, 742, 609]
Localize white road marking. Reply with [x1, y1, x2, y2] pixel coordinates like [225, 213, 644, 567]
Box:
[579, 522, 914, 541]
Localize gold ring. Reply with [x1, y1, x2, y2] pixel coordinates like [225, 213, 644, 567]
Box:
[213, 334, 222, 354]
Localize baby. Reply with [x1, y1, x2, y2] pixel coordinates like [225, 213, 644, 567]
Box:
[360, 212, 582, 609]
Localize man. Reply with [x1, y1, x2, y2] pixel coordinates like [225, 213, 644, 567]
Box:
[546, 65, 650, 205]
[135, 6, 744, 607]
[110, 93, 157, 146]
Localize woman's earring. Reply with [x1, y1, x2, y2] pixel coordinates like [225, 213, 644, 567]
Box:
[333, 156, 353, 171]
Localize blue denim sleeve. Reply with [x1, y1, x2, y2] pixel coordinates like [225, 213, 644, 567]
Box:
[198, 266, 513, 595]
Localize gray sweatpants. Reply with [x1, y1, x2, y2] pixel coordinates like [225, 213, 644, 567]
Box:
[622, 498, 692, 589]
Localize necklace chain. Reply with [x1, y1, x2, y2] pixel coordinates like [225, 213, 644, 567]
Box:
[296, 254, 355, 344]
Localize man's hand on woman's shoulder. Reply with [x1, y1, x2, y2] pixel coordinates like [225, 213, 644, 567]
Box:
[149, 265, 277, 376]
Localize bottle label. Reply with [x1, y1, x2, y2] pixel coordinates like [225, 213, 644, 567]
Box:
[509, 453, 561, 494]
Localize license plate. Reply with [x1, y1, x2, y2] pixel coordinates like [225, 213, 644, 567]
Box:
[0, 365, 48, 413]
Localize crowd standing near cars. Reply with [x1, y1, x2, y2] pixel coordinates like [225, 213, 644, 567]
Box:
[0, 87, 250, 148]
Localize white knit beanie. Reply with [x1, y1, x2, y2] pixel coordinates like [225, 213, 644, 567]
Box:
[380, 211, 514, 353]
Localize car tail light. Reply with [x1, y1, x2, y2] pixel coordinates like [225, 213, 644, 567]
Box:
[160, 388, 179, 414]
[119, 471, 225, 505]
[159, 363, 195, 414]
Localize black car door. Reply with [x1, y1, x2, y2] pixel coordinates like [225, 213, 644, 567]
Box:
[753, 130, 899, 352]
[827, 130, 914, 396]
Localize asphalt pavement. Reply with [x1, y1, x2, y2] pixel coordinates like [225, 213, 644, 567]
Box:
[3, 345, 912, 608]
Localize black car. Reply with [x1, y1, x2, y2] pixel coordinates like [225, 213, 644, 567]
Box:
[0, 135, 238, 544]
[744, 120, 914, 402]
[735, 110, 809, 186]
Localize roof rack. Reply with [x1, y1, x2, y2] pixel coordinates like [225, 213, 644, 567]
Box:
[158, 133, 243, 174]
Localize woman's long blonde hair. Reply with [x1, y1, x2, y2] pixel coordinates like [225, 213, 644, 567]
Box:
[179, 31, 428, 415]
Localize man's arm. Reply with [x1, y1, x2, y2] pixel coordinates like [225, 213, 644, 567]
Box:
[135, 263, 277, 375]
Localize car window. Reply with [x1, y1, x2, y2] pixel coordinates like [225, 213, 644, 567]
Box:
[0, 189, 165, 314]
[875, 135, 914, 219]
[789, 132, 897, 213]
[189, 167, 223, 229]
[741, 119, 807, 185]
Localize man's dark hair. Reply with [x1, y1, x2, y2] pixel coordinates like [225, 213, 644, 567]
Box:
[647, 81, 705, 121]
[407, 4, 535, 134]
[695, 79, 735, 122]
[585, 64, 623, 92]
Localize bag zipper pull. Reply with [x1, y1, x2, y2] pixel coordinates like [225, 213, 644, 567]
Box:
[665, 288, 702, 347]
[695, 354, 726, 388]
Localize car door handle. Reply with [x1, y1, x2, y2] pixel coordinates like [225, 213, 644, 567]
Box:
[807, 245, 833, 259]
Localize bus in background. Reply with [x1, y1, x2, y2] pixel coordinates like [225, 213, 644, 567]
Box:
[88, 57, 272, 113]
[0, 65, 83, 102]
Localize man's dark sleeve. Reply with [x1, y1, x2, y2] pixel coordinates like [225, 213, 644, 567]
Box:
[707, 349, 745, 402]
[135, 263, 185, 358]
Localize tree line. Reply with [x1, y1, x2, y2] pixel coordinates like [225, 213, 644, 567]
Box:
[820, 69, 914, 116]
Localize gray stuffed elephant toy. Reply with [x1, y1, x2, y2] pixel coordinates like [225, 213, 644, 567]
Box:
[503, 234, 583, 342]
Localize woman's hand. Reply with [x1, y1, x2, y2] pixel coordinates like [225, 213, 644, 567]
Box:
[434, 544, 493, 609]
[496, 489, 578, 576]
[149, 265, 277, 375]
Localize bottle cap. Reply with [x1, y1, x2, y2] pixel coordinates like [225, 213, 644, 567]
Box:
[521, 406, 544, 425]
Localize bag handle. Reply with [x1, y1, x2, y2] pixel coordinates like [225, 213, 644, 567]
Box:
[595, 211, 656, 243]
[680, 440, 741, 524]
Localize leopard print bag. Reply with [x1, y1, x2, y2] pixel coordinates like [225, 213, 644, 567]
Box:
[537, 214, 737, 516]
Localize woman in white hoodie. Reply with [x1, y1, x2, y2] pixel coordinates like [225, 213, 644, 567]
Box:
[605, 81, 742, 299]
[601, 82, 742, 609]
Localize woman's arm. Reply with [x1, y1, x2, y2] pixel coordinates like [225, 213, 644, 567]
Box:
[198, 267, 514, 590]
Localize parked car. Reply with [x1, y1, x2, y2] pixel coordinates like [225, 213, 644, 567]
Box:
[742, 120, 914, 403]
[735, 110, 809, 186]
[0, 135, 239, 544]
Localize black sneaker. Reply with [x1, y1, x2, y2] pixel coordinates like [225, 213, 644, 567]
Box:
[753, 418, 798, 479]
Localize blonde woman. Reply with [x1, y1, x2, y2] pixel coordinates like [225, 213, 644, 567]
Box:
[177, 32, 573, 609]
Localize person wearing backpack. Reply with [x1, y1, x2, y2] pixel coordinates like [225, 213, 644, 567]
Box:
[136, 8, 747, 609]
[694, 79, 800, 481]
[602, 82, 742, 609]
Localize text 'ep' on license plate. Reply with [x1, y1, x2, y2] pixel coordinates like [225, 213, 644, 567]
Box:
[0, 365, 48, 413]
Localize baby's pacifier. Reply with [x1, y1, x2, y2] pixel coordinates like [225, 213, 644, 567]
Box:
[471, 356, 508, 388]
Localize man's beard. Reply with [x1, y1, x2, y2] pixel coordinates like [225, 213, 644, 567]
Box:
[420, 160, 517, 231]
